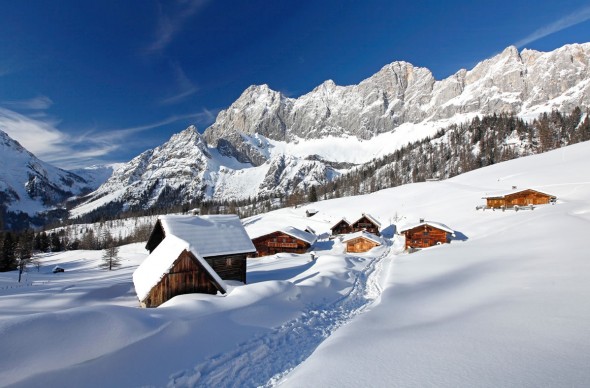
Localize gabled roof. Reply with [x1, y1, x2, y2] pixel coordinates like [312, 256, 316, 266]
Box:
[330, 217, 351, 230]
[341, 231, 383, 245]
[399, 221, 455, 234]
[482, 188, 556, 199]
[158, 214, 256, 257]
[251, 226, 318, 245]
[281, 226, 318, 245]
[133, 235, 227, 302]
[352, 213, 382, 228]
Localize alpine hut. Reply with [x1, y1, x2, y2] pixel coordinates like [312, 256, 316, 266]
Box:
[399, 219, 455, 250]
[251, 226, 317, 257]
[482, 188, 556, 209]
[350, 213, 381, 236]
[342, 231, 383, 253]
[133, 214, 256, 308]
[330, 218, 353, 236]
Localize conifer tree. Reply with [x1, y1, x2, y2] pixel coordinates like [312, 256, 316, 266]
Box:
[100, 232, 121, 271]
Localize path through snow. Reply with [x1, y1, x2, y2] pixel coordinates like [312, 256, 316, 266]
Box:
[167, 241, 397, 388]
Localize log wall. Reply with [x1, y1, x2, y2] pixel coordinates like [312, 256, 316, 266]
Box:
[404, 225, 449, 249]
[486, 190, 554, 208]
[204, 253, 248, 283]
[351, 216, 380, 236]
[345, 237, 380, 253]
[252, 232, 311, 257]
[143, 250, 220, 308]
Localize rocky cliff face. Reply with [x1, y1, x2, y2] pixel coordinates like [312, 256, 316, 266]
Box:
[204, 43, 590, 165]
[72, 127, 338, 217]
[73, 43, 590, 217]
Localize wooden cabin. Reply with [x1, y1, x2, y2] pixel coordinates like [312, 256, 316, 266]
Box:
[134, 214, 256, 308]
[342, 231, 382, 253]
[251, 226, 317, 257]
[482, 188, 556, 209]
[400, 220, 455, 250]
[350, 213, 381, 236]
[331, 218, 352, 236]
[306, 209, 319, 217]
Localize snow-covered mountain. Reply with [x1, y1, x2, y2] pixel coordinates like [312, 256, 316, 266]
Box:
[70, 127, 338, 218]
[204, 43, 590, 165]
[72, 43, 590, 217]
[0, 130, 93, 225]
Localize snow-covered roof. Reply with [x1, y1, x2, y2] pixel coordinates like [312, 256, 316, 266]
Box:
[331, 217, 351, 229]
[341, 231, 383, 245]
[482, 188, 556, 199]
[159, 214, 256, 257]
[352, 213, 382, 228]
[281, 226, 318, 245]
[133, 235, 227, 302]
[251, 226, 318, 245]
[399, 221, 455, 234]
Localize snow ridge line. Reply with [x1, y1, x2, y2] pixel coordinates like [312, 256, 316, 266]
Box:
[167, 242, 393, 388]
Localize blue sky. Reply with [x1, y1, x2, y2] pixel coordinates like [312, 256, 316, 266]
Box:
[1, 0, 589, 169]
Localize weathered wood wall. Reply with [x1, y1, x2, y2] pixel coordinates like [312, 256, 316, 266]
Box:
[143, 250, 220, 308]
[351, 216, 380, 236]
[331, 220, 352, 235]
[404, 225, 449, 249]
[204, 253, 248, 283]
[345, 237, 380, 253]
[252, 232, 311, 257]
[486, 190, 554, 208]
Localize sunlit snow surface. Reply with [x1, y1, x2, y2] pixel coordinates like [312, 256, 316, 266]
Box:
[1, 142, 590, 387]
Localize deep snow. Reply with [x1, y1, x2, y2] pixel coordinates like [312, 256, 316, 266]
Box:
[1, 141, 590, 387]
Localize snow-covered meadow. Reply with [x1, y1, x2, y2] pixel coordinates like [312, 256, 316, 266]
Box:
[1, 141, 590, 387]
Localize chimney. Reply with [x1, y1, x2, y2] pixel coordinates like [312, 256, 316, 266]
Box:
[419, 218, 424, 223]
[512, 185, 517, 190]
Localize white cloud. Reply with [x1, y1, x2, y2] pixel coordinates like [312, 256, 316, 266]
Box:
[0, 106, 209, 169]
[148, 0, 210, 53]
[0, 108, 67, 157]
[159, 62, 198, 105]
[514, 6, 590, 48]
[2, 96, 53, 110]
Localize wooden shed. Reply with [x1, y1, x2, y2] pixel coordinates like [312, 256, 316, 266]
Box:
[482, 188, 556, 209]
[399, 220, 455, 250]
[342, 231, 382, 253]
[134, 214, 256, 308]
[251, 226, 317, 257]
[331, 218, 352, 236]
[350, 213, 381, 236]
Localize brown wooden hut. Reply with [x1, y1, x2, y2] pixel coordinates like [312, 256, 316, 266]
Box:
[350, 213, 381, 236]
[400, 220, 455, 250]
[482, 188, 556, 209]
[251, 227, 317, 257]
[134, 214, 256, 308]
[342, 231, 382, 253]
[331, 218, 352, 236]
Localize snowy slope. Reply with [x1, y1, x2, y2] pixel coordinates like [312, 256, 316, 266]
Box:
[0, 129, 92, 217]
[1, 140, 590, 386]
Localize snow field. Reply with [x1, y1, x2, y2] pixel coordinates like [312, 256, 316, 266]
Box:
[1, 141, 590, 386]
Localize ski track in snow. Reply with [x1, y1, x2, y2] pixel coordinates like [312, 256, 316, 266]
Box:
[167, 242, 395, 388]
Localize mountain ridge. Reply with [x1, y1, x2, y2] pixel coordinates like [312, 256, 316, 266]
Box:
[71, 42, 590, 218]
